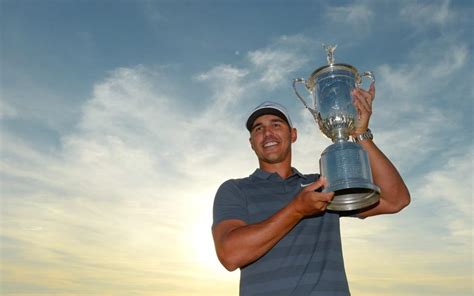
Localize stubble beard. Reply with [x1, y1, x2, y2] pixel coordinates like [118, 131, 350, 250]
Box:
[257, 145, 292, 165]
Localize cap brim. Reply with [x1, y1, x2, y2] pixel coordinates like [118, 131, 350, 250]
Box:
[246, 108, 290, 131]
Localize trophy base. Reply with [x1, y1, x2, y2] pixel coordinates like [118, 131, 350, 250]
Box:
[326, 187, 379, 211]
[320, 141, 380, 212]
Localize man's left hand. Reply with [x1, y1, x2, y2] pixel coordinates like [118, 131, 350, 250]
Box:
[352, 82, 375, 136]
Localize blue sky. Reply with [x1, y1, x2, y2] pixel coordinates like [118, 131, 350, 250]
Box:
[1, 1, 473, 295]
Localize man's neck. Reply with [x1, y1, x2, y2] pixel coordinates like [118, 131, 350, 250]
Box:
[259, 162, 293, 179]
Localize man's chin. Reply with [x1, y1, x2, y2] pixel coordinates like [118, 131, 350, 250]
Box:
[259, 155, 284, 164]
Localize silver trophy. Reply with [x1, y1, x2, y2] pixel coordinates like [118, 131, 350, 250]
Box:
[292, 44, 380, 211]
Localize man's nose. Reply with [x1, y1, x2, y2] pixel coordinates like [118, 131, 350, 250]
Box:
[263, 126, 274, 136]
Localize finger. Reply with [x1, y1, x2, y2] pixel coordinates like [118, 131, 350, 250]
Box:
[320, 191, 335, 202]
[358, 95, 372, 112]
[315, 192, 334, 211]
[369, 82, 375, 99]
[303, 180, 323, 192]
[352, 96, 361, 113]
[353, 93, 371, 113]
[356, 85, 375, 102]
[304, 177, 327, 192]
[357, 87, 374, 102]
[319, 176, 329, 188]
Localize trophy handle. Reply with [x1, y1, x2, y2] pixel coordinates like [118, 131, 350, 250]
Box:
[292, 78, 313, 110]
[357, 71, 376, 88]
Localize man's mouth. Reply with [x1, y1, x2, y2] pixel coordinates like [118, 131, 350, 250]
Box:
[263, 141, 278, 148]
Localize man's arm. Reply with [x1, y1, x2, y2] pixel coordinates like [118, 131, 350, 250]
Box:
[352, 83, 411, 218]
[212, 178, 334, 271]
[356, 138, 410, 218]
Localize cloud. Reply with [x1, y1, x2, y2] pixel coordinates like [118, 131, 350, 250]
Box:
[400, 0, 455, 28]
[248, 49, 300, 88]
[141, 0, 170, 24]
[416, 148, 473, 238]
[0, 99, 18, 119]
[325, 2, 374, 34]
[366, 32, 470, 173]
[245, 34, 313, 90]
[195, 64, 250, 114]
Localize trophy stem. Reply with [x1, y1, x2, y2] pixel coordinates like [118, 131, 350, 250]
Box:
[333, 129, 350, 143]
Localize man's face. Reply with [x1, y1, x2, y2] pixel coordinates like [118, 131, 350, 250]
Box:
[249, 114, 297, 165]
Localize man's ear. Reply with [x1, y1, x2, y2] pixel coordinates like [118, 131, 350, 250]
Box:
[249, 137, 255, 151]
[291, 128, 297, 143]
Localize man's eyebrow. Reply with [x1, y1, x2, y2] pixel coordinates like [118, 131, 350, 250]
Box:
[271, 118, 285, 123]
[251, 118, 285, 131]
[251, 122, 262, 131]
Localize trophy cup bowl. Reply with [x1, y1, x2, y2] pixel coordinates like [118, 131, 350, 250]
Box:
[293, 45, 380, 211]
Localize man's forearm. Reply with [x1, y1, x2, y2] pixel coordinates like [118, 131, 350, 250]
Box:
[214, 201, 303, 271]
[358, 139, 410, 217]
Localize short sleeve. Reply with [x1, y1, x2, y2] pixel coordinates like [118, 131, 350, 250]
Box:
[212, 179, 248, 227]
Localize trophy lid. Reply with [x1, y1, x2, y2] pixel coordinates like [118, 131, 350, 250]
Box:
[307, 64, 359, 89]
[306, 44, 360, 89]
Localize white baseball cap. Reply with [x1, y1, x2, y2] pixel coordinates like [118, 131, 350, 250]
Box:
[246, 101, 293, 131]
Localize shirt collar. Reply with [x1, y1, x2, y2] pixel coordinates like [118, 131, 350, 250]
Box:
[251, 168, 307, 180]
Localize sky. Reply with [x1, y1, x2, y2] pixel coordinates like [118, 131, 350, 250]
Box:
[0, 0, 473, 295]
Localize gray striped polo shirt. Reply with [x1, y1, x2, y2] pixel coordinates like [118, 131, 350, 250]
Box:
[213, 168, 350, 296]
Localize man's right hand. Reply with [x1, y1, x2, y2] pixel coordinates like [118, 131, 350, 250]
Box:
[291, 177, 335, 218]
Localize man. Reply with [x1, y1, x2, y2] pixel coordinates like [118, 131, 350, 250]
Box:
[212, 83, 410, 295]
